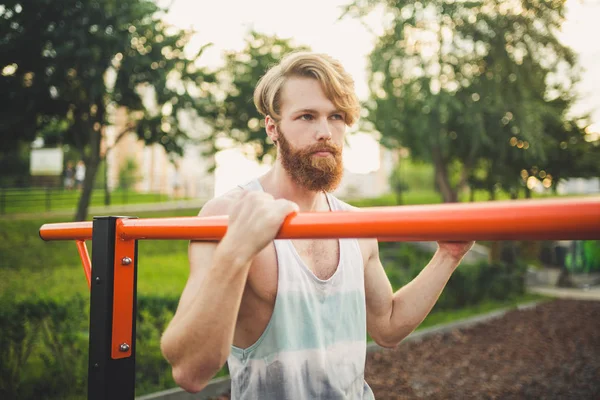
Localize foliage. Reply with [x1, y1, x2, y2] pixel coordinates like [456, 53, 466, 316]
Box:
[0, 143, 30, 187]
[533, 105, 600, 188]
[343, 0, 590, 202]
[203, 31, 310, 164]
[389, 165, 410, 204]
[0, 295, 88, 399]
[0, 292, 234, 399]
[0, 0, 214, 220]
[566, 240, 600, 273]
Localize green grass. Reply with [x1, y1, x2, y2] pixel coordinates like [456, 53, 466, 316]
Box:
[136, 251, 190, 296]
[346, 186, 587, 208]
[1, 187, 173, 214]
[347, 190, 443, 207]
[0, 208, 199, 301]
[0, 250, 191, 301]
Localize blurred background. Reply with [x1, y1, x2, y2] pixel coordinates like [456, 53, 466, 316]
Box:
[1, 0, 599, 399]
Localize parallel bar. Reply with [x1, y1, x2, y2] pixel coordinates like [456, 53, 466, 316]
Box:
[39, 197, 600, 242]
[88, 217, 137, 400]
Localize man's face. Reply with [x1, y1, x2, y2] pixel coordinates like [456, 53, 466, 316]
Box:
[270, 76, 346, 192]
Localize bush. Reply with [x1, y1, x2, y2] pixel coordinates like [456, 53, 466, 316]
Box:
[0, 295, 88, 399]
[0, 294, 187, 399]
[135, 295, 179, 395]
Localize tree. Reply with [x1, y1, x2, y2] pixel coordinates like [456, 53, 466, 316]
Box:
[535, 102, 600, 190]
[343, 0, 580, 202]
[0, 0, 213, 220]
[203, 31, 309, 164]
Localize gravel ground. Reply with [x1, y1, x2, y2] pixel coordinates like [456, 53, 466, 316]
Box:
[211, 299, 600, 399]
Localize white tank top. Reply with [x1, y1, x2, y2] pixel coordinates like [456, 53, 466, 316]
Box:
[227, 179, 375, 399]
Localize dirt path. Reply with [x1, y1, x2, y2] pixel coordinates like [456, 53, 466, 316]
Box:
[366, 299, 600, 399]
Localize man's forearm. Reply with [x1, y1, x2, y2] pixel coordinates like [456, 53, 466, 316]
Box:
[161, 242, 251, 390]
[386, 248, 463, 344]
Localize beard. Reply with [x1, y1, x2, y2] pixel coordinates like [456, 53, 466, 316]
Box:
[276, 128, 344, 192]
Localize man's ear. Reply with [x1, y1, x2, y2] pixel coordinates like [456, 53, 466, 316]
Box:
[265, 115, 278, 143]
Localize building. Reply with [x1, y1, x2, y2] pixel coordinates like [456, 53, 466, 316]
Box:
[104, 106, 215, 200]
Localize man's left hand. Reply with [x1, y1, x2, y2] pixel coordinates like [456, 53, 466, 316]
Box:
[437, 241, 475, 263]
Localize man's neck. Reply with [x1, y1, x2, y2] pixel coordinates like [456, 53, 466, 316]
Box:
[259, 162, 329, 212]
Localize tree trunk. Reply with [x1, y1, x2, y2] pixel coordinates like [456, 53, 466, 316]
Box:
[395, 159, 403, 205]
[489, 241, 501, 263]
[74, 157, 99, 221]
[103, 157, 111, 206]
[74, 123, 102, 221]
[432, 146, 458, 203]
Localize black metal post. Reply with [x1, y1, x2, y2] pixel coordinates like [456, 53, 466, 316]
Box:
[88, 216, 138, 400]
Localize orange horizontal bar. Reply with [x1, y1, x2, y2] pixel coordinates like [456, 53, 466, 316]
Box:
[39, 197, 600, 242]
[40, 221, 93, 241]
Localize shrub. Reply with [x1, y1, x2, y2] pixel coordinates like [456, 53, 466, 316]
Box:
[0, 294, 186, 399]
[0, 295, 88, 399]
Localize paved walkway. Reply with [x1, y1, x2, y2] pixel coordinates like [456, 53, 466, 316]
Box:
[528, 285, 600, 301]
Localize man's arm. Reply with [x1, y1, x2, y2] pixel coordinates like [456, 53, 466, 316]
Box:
[364, 240, 473, 348]
[160, 191, 298, 393]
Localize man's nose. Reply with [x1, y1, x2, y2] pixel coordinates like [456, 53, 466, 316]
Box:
[315, 118, 332, 141]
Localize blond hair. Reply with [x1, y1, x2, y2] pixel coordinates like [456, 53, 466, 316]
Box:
[253, 52, 360, 126]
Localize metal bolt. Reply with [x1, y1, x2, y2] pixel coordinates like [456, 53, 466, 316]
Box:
[95, 277, 101, 284]
[121, 257, 132, 266]
[119, 343, 130, 352]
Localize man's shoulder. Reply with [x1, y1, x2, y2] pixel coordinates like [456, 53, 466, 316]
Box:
[198, 187, 246, 217]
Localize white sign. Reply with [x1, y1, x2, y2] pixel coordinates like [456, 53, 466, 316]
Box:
[30, 148, 64, 176]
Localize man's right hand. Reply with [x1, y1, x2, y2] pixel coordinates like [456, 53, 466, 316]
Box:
[219, 191, 299, 264]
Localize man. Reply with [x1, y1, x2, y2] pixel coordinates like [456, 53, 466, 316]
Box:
[160, 52, 474, 399]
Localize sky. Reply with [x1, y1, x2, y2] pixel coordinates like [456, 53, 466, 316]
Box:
[162, 0, 600, 195]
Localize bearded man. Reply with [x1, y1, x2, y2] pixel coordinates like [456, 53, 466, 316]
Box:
[160, 52, 474, 399]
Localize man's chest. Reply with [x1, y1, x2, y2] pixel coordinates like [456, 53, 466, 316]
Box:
[247, 239, 370, 301]
[292, 239, 340, 280]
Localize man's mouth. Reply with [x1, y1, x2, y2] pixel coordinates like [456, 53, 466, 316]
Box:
[313, 150, 332, 157]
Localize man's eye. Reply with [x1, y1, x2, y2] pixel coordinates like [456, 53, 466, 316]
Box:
[300, 114, 313, 120]
[330, 114, 344, 120]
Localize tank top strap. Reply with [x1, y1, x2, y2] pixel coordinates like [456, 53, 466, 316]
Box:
[238, 179, 264, 192]
[325, 192, 353, 212]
